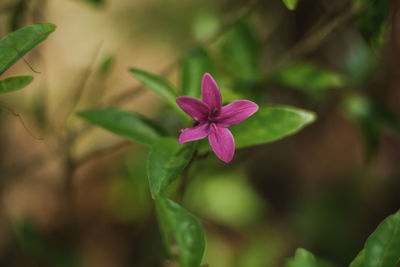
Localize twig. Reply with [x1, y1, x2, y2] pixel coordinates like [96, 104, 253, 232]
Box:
[0, 103, 44, 140]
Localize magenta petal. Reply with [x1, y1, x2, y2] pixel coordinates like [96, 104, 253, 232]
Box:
[208, 124, 235, 163]
[176, 96, 210, 121]
[201, 73, 222, 110]
[179, 123, 210, 144]
[217, 100, 259, 127]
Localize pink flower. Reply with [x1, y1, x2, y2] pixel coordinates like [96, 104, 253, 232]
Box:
[176, 73, 259, 163]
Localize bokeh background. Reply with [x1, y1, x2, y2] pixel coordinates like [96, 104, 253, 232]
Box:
[0, 0, 399, 266]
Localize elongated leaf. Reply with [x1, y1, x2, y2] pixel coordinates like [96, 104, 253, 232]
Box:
[282, 0, 299, 10]
[181, 46, 213, 99]
[156, 195, 205, 267]
[270, 62, 343, 93]
[0, 23, 56, 75]
[349, 209, 400, 267]
[129, 68, 178, 110]
[285, 248, 332, 267]
[0, 75, 33, 94]
[77, 109, 165, 146]
[148, 137, 197, 198]
[231, 105, 315, 149]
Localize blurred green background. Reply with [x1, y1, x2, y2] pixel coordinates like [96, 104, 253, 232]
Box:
[0, 0, 399, 266]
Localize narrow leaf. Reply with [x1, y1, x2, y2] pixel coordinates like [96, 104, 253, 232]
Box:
[181, 46, 213, 99]
[349, 209, 400, 267]
[0, 23, 56, 75]
[231, 105, 315, 149]
[0, 75, 33, 94]
[148, 137, 197, 198]
[282, 0, 299, 10]
[270, 62, 343, 93]
[129, 68, 179, 110]
[156, 195, 205, 267]
[77, 109, 165, 146]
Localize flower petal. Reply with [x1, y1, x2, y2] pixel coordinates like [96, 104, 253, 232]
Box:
[217, 100, 259, 127]
[201, 73, 222, 110]
[179, 123, 210, 144]
[176, 96, 210, 121]
[208, 124, 235, 163]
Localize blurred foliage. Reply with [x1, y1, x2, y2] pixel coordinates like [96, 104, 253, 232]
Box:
[353, 0, 389, 51]
[185, 170, 265, 227]
[282, 0, 299, 11]
[343, 95, 400, 161]
[343, 41, 378, 86]
[13, 220, 79, 267]
[270, 62, 343, 99]
[0, 0, 399, 266]
[181, 46, 213, 99]
[285, 248, 334, 267]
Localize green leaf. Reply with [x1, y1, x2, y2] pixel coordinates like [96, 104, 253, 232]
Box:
[349, 250, 365, 267]
[282, 0, 299, 10]
[77, 109, 165, 146]
[0, 23, 56, 75]
[285, 248, 332, 267]
[231, 105, 315, 149]
[0, 75, 33, 94]
[147, 137, 197, 198]
[221, 20, 261, 83]
[270, 62, 343, 93]
[349, 209, 400, 267]
[129, 68, 179, 111]
[181, 46, 213, 99]
[156, 195, 205, 267]
[353, 0, 389, 51]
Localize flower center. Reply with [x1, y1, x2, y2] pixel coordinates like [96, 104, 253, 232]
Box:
[208, 108, 219, 122]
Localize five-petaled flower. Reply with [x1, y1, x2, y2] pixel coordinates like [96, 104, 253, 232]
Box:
[176, 73, 259, 163]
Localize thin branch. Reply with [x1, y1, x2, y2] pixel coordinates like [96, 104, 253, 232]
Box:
[0, 103, 44, 140]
